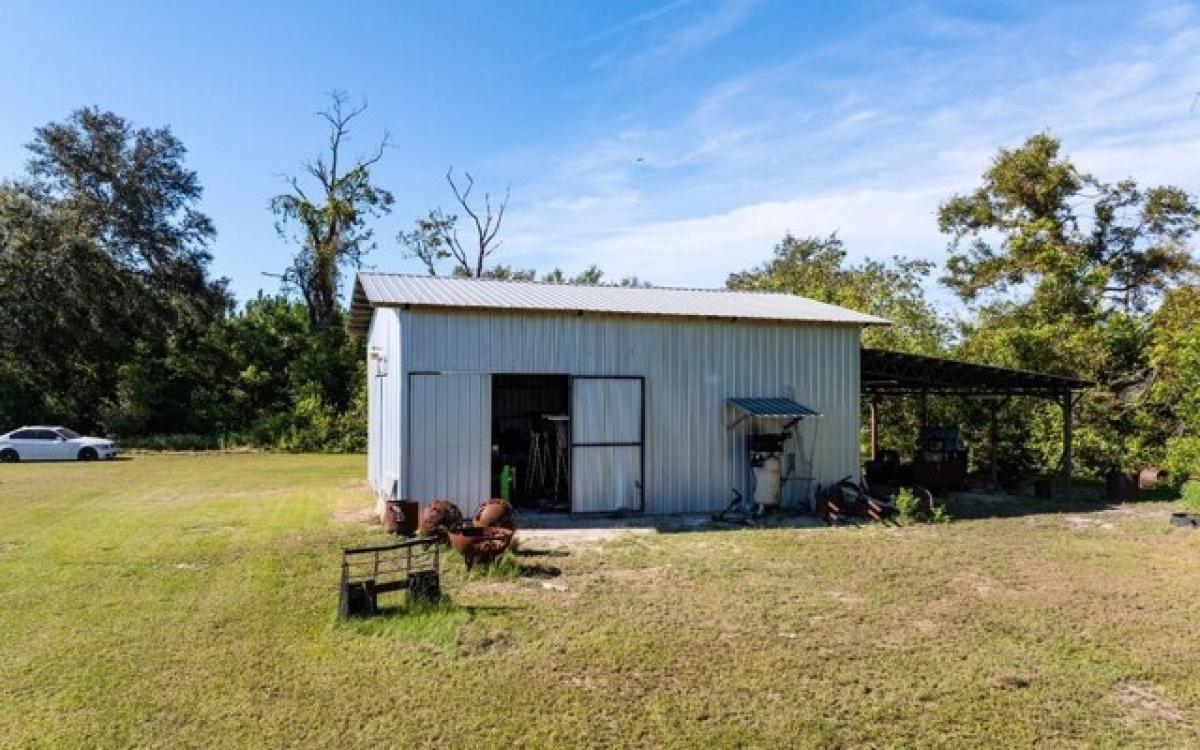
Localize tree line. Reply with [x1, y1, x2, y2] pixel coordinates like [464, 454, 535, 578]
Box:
[730, 135, 1199, 481]
[0, 96, 646, 451]
[1, 99, 1197, 480]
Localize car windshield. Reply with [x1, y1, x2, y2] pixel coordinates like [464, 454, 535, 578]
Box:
[56, 428, 81, 439]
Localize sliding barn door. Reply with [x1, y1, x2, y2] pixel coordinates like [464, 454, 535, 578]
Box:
[407, 373, 491, 505]
[571, 377, 644, 513]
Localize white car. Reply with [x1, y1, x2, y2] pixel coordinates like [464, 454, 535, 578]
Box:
[0, 426, 118, 462]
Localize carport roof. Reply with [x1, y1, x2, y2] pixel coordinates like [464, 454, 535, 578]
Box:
[861, 348, 1093, 397]
[349, 272, 891, 333]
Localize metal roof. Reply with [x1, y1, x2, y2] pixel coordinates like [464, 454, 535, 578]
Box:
[349, 273, 891, 333]
[861, 348, 1093, 396]
[726, 397, 823, 419]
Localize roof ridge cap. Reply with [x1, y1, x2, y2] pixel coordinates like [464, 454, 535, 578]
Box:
[357, 271, 800, 296]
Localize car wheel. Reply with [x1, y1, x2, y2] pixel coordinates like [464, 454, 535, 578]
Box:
[0, 449, 18, 463]
[78, 447, 98, 462]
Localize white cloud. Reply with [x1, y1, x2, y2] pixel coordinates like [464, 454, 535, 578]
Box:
[643, 0, 762, 60]
[502, 2, 1200, 291]
[594, 0, 764, 71]
[506, 188, 944, 285]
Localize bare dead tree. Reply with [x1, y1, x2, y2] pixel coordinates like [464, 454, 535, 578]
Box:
[399, 167, 510, 278]
[445, 168, 509, 277]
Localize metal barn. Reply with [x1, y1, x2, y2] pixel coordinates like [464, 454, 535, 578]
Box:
[350, 273, 888, 515]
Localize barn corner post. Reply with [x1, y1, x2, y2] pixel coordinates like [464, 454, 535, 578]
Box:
[1059, 389, 1074, 491]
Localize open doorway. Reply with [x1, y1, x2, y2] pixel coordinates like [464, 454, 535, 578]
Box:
[491, 374, 570, 511]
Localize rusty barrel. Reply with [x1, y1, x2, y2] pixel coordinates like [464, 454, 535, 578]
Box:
[1138, 467, 1167, 491]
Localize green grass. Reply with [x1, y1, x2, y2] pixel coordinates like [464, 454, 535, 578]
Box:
[1181, 479, 1200, 511]
[2, 455, 1199, 748]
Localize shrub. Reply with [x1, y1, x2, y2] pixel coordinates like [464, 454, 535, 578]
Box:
[894, 486, 951, 524]
[894, 487, 919, 523]
[118, 433, 247, 451]
[1165, 437, 1200, 484]
[1181, 480, 1200, 512]
[931, 503, 952, 524]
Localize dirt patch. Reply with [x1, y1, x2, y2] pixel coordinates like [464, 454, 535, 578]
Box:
[1117, 683, 1191, 727]
[951, 570, 1001, 598]
[517, 527, 657, 550]
[461, 579, 521, 595]
[457, 626, 514, 656]
[827, 589, 866, 605]
[1065, 515, 1114, 530]
[910, 618, 938, 634]
[996, 674, 1032, 690]
[589, 565, 668, 585]
[331, 506, 378, 525]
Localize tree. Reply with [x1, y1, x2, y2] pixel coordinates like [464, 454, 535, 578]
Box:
[727, 233, 948, 354]
[200, 295, 366, 451]
[940, 133, 1197, 316]
[272, 92, 394, 328]
[542, 266, 602, 285]
[938, 134, 1199, 474]
[0, 108, 228, 431]
[399, 168, 508, 277]
[1147, 285, 1200, 478]
[727, 233, 949, 463]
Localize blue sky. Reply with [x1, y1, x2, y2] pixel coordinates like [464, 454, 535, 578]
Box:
[2, 0, 1198, 303]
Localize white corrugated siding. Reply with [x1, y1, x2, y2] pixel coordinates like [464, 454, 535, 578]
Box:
[572, 378, 640, 444]
[406, 373, 491, 505]
[366, 308, 402, 496]
[393, 309, 861, 514]
[572, 378, 643, 513]
[572, 447, 641, 513]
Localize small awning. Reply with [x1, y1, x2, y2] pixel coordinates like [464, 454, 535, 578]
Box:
[725, 397, 822, 419]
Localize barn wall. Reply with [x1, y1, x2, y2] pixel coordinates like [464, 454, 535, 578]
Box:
[395, 308, 862, 514]
[366, 307, 402, 497]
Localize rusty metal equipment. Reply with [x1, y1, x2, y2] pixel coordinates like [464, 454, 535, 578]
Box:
[816, 477, 901, 524]
[448, 526, 514, 570]
[473, 499, 516, 530]
[383, 500, 421, 535]
[1170, 513, 1200, 528]
[396, 500, 420, 535]
[338, 537, 441, 619]
[382, 500, 403, 534]
[418, 499, 464, 540]
[912, 427, 967, 491]
[1138, 467, 1168, 490]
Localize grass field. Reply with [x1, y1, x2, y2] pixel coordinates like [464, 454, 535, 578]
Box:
[1, 454, 1198, 748]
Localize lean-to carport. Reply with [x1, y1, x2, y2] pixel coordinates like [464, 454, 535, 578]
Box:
[860, 348, 1094, 487]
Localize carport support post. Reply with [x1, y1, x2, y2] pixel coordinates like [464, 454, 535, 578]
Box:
[868, 394, 880, 461]
[1059, 391, 1074, 491]
[989, 401, 999, 489]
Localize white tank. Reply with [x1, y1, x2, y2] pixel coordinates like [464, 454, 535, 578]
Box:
[753, 455, 782, 511]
